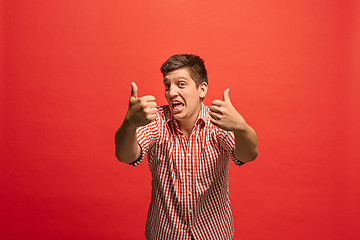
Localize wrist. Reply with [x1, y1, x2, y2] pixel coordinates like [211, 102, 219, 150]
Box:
[233, 121, 249, 134]
[122, 117, 138, 130]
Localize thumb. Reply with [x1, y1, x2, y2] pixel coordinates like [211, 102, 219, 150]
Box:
[223, 88, 231, 102]
[131, 82, 138, 98]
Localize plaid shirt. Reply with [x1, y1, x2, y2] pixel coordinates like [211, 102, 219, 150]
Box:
[129, 103, 244, 240]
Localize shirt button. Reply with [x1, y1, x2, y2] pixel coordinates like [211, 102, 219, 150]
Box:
[189, 209, 193, 213]
[187, 153, 191, 157]
[188, 191, 192, 195]
[189, 225, 193, 229]
[187, 171, 191, 176]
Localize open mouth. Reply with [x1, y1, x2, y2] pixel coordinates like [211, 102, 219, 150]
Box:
[171, 100, 184, 113]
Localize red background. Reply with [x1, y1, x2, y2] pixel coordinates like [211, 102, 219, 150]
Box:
[1, 0, 359, 239]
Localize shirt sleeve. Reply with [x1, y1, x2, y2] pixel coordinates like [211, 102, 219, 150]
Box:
[218, 129, 245, 167]
[127, 120, 158, 167]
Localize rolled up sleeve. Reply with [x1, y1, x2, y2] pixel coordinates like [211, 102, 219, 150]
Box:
[218, 129, 245, 167]
[127, 120, 157, 167]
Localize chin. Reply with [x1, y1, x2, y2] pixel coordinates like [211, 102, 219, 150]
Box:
[172, 112, 186, 120]
[172, 113, 182, 119]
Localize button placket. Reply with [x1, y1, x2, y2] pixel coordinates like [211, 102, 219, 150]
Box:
[186, 140, 194, 229]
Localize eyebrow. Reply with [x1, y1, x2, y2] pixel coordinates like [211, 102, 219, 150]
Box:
[163, 76, 188, 83]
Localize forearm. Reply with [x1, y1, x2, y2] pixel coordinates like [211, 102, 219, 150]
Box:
[233, 123, 258, 163]
[115, 120, 141, 164]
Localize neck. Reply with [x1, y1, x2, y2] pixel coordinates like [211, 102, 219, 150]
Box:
[177, 119, 196, 139]
[176, 104, 202, 139]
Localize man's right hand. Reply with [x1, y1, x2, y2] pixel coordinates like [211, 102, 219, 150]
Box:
[124, 82, 158, 127]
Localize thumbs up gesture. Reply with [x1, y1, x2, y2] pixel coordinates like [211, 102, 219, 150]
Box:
[124, 82, 158, 127]
[210, 89, 246, 131]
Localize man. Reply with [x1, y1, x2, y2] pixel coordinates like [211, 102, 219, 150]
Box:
[115, 54, 258, 240]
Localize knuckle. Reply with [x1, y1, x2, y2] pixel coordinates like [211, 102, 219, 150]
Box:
[146, 115, 154, 121]
[129, 98, 137, 105]
[140, 101, 147, 108]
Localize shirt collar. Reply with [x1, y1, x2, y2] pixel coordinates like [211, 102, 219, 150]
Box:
[197, 102, 208, 125]
[166, 102, 208, 129]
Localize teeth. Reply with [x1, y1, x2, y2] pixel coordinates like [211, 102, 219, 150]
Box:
[172, 101, 184, 110]
[174, 104, 183, 110]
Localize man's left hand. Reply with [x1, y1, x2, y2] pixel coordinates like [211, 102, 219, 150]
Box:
[210, 89, 247, 132]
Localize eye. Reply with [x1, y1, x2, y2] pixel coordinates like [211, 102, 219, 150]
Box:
[179, 82, 186, 87]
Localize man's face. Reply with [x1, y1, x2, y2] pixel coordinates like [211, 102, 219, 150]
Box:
[164, 68, 207, 123]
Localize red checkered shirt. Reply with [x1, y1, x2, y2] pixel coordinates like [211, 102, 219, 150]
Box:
[129, 103, 244, 240]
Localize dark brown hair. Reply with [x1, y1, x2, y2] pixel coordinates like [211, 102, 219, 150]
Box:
[160, 54, 208, 87]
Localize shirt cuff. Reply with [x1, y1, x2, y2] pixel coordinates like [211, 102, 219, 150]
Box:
[127, 143, 145, 167]
[229, 149, 245, 167]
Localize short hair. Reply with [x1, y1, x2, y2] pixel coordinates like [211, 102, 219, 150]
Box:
[160, 54, 208, 87]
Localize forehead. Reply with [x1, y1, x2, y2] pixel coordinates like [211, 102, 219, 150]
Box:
[163, 68, 193, 82]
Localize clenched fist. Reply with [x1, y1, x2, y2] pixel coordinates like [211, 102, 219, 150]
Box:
[209, 89, 247, 132]
[124, 82, 158, 127]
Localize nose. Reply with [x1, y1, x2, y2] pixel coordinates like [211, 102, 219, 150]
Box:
[168, 85, 178, 98]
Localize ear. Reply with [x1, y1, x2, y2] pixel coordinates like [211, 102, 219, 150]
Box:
[198, 82, 208, 99]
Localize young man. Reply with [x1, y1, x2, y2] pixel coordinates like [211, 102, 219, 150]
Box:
[115, 54, 258, 240]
